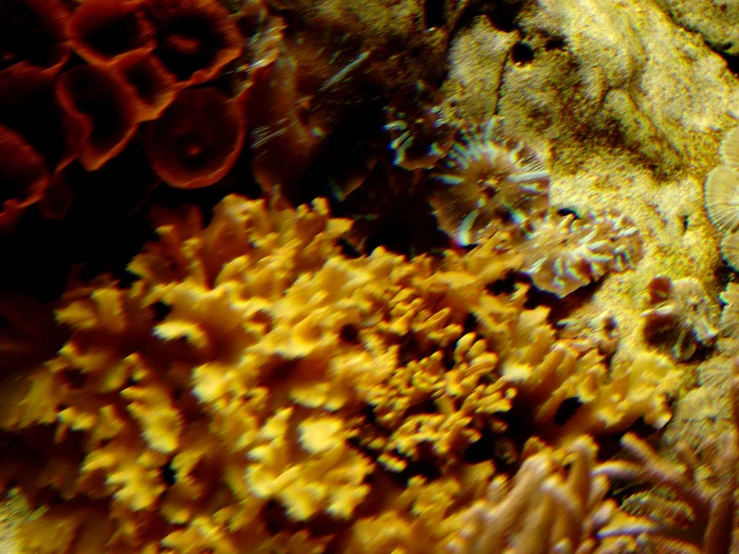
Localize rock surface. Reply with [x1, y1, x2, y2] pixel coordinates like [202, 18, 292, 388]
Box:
[443, 0, 739, 363]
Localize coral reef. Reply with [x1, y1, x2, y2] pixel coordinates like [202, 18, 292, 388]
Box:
[2, 0, 739, 551]
[0, 195, 689, 551]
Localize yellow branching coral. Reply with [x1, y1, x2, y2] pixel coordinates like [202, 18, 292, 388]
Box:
[0, 194, 687, 552]
[246, 408, 373, 521]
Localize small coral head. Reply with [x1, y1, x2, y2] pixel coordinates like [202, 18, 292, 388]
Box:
[704, 164, 739, 233]
[431, 118, 549, 246]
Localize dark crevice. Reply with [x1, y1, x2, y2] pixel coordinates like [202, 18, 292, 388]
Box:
[423, 0, 445, 30]
[511, 41, 534, 65]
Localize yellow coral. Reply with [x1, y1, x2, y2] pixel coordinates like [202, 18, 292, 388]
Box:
[0, 194, 692, 552]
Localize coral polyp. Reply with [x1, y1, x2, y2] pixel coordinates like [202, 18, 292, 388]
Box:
[431, 118, 550, 247]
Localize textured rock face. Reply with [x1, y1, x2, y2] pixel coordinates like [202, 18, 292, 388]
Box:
[654, 0, 739, 56]
[444, 0, 738, 361]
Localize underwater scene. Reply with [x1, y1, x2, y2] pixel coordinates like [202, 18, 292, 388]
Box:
[0, 0, 738, 552]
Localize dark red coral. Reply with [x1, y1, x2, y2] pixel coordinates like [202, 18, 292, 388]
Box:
[0, 0, 70, 76]
[55, 65, 138, 171]
[67, 0, 155, 66]
[144, 0, 242, 86]
[0, 126, 50, 231]
[111, 50, 181, 121]
[145, 88, 245, 188]
[0, 65, 71, 172]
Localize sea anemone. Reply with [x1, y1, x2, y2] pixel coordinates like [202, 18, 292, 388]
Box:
[430, 118, 549, 246]
[519, 211, 642, 298]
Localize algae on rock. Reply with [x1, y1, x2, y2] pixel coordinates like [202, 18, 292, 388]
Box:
[443, 0, 739, 365]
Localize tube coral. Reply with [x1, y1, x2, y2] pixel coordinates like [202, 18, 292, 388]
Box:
[0, 126, 49, 230]
[143, 0, 242, 85]
[384, 82, 454, 170]
[55, 65, 138, 171]
[111, 50, 180, 122]
[145, 88, 245, 188]
[67, 0, 156, 67]
[0, 0, 70, 76]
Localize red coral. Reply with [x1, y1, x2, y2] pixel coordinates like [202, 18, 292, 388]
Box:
[67, 0, 155, 66]
[145, 88, 245, 188]
[55, 65, 138, 171]
[144, 0, 242, 86]
[0, 126, 50, 230]
[111, 50, 180, 121]
[0, 66, 71, 172]
[0, 0, 70, 76]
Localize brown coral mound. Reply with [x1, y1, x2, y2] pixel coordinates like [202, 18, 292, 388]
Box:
[0, 126, 50, 230]
[146, 88, 245, 188]
[56, 65, 138, 171]
[68, 0, 155, 67]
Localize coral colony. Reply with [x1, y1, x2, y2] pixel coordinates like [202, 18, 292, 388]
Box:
[0, 0, 738, 553]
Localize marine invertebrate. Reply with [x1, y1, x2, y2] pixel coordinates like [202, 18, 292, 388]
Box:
[384, 82, 454, 170]
[144, 0, 242, 85]
[111, 50, 180, 121]
[704, 125, 739, 271]
[641, 275, 718, 361]
[439, 436, 629, 553]
[0, 193, 690, 551]
[718, 282, 739, 355]
[519, 211, 643, 298]
[55, 65, 138, 171]
[430, 118, 550, 246]
[597, 415, 738, 554]
[67, 0, 156, 67]
[0, 126, 49, 230]
[704, 164, 739, 234]
[145, 88, 245, 188]
[0, 0, 70, 76]
[0, 66, 70, 173]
